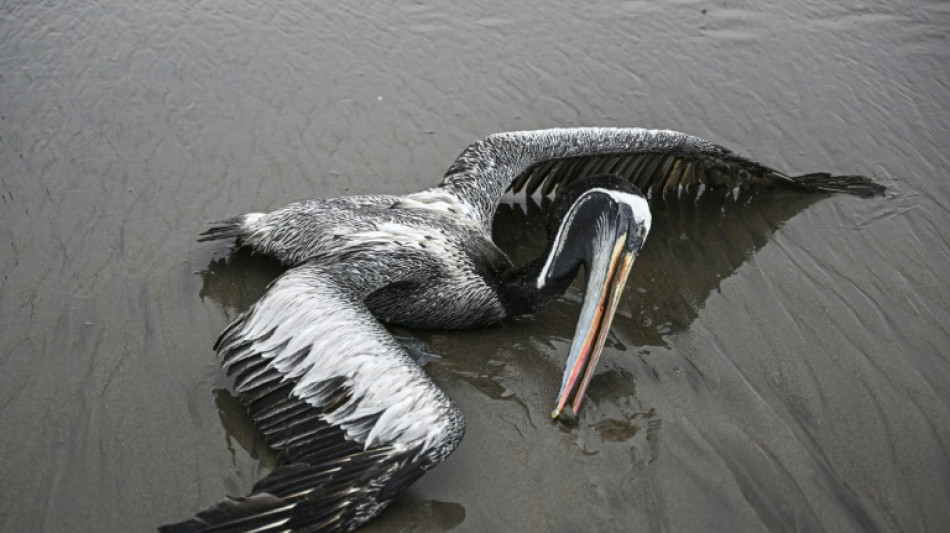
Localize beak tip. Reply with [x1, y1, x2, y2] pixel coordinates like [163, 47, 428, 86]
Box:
[551, 406, 576, 422]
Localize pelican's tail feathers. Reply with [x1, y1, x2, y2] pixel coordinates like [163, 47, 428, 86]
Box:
[787, 172, 885, 198]
[197, 214, 265, 243]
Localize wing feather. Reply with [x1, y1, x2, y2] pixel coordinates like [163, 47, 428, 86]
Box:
[410, 127, 883, 229]
[162, 262, 464, 533]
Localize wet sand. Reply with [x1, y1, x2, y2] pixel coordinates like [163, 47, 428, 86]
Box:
[1, 0, 948, 531]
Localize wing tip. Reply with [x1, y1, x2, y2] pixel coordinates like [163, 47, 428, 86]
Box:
[160, 447, 440, 533]
[789, 172, 886, 198]
[158, 492, 294, 532]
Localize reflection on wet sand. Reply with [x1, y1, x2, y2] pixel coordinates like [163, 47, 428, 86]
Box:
[213, 388, 279, 469]
[493, 188, 824, 347]
[198, 250, 286, 314]
[361, 495, 466, 533]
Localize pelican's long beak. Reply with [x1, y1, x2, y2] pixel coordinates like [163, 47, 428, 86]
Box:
[551, 231, 636, 420]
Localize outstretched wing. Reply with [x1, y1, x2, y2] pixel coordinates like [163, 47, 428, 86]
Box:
[408, 127, 883, 229]
[162, 261, 464, 533]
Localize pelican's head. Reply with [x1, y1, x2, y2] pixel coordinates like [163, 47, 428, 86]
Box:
[535, 174, 651, 420]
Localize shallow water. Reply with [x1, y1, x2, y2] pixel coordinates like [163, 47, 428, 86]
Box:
[1, 0, 948, 531]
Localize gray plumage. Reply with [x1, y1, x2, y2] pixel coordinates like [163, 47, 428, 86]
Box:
[169, 127, 883, 533]
[163, 256, 466, 533]
[402, 127, 882, 230]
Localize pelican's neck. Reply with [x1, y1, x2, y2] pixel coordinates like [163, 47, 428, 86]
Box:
[498, 209, 588, 316]
[500, 247, 576, 316]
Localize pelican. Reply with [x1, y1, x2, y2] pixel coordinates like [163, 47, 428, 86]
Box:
[164, 127, 883, 532]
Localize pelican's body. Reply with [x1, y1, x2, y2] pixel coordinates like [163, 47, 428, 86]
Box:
[225, 194, 513, 329]
[165, 127, 882, 532]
